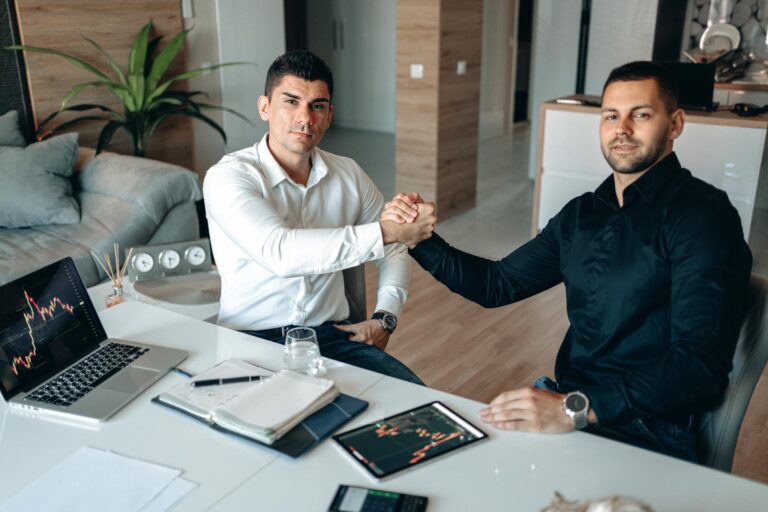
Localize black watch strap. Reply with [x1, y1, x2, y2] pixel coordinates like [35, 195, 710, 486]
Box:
[371, 311, 397, 333]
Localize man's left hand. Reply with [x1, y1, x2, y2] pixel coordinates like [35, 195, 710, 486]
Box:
[479, 387, 575, 433]
[334, 320, 390, 350]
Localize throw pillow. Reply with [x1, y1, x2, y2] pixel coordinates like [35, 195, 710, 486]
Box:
[0, 132, 80, 227]
[0, 110, 26, 147]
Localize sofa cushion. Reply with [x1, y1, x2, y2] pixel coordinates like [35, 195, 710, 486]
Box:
[0, 132, 80, 228]
[0, 110, 26, 147]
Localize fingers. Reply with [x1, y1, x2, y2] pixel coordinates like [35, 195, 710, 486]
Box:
[333, 324, 353, 332]
[383, 196, 419, 224]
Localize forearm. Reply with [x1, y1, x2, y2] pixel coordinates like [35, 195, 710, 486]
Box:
[410, 233, 561, 308]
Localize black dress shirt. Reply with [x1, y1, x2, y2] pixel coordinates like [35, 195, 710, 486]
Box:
[410, 152, 752, 426]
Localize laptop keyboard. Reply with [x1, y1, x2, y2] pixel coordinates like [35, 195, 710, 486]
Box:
[25, 342, 149, 407]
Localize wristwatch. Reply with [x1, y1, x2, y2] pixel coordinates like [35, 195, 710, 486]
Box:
[371, 311, 398, 334]
[563, 391, 590, 430]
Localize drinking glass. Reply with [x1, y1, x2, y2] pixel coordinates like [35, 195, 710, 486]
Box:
[283, 327, 325, 376]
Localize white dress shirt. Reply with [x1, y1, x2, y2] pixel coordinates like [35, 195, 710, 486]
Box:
[203, 135, 410, 331]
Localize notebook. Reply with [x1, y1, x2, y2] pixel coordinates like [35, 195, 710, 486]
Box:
[153, 359, 368, 457]
[0, 257, 188, 423]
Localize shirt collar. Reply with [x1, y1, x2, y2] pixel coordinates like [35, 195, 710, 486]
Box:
[595, 152, 683, 208]
[256, 134, 330, 189]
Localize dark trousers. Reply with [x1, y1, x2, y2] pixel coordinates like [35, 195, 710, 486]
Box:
[241, 320, 424, 385]
[534, 376, 698, 462]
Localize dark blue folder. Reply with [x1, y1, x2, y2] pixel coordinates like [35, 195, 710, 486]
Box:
[153, 392, 368, 458]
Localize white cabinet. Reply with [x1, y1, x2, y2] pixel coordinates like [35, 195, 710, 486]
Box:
[535, 105, 768, 239]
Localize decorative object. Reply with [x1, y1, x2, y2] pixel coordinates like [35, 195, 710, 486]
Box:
[540, 491, 654, 512]
[5, 20, 250, 156]
[91, 243, 133, 308]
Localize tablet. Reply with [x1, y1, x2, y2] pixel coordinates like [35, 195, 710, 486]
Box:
[333, 401, 488, 480]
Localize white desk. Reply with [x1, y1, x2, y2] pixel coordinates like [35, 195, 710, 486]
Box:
[1, 302, 767, 511]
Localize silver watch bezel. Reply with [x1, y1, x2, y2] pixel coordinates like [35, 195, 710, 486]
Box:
[563, 391, 590, 430]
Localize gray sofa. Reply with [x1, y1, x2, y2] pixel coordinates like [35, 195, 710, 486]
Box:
[0, 152, 202, 287]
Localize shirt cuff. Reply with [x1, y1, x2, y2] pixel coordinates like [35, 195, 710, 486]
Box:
[408, 232, 449, 271]
[374, 290, 405, 317]
[357, 222, 386, 262]
[580, 380, 631, 426]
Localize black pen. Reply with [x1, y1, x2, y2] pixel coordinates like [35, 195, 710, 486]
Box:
[191, 375, 264, 387]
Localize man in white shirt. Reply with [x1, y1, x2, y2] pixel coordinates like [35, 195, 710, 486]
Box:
[203, 51, 434, 383]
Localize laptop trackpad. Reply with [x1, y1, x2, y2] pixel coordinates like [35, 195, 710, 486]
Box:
[102, 366, 161, 393]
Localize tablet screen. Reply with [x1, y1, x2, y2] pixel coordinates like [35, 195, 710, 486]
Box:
[333, 401, 487, 479]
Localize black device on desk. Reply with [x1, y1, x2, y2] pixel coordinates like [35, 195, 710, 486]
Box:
[659, 62, 717, 111]
[328, 485, 428, 512]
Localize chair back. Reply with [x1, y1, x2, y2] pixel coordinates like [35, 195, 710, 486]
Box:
[342, 265, 367, 324]
[698, 273, 768, 471]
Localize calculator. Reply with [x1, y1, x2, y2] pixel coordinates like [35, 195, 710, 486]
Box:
[328, 485, 428, 512]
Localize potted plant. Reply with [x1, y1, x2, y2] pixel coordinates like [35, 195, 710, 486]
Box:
[6, 20, 249, 156]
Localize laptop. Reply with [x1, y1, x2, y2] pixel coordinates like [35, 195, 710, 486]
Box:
[0, 257, 188, 422]
[660, 62, 717, 111]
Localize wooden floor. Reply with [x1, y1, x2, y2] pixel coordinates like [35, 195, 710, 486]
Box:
[365, 260, 768, 485]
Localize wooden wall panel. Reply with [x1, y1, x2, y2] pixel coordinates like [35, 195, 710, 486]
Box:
[395, 0, 483, 218]
[15, 0, 193, 169]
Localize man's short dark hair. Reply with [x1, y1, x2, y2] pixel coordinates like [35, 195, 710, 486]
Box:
[264, 51, 334, 100]
[602, 61, 679, 113]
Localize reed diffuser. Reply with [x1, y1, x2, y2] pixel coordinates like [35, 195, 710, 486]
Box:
[91, 243, 134, 308]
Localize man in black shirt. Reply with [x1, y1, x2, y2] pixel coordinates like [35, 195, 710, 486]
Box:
[380, 61, 752, 461]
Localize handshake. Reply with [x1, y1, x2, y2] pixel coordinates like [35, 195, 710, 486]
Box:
[379, 193, 437, 248]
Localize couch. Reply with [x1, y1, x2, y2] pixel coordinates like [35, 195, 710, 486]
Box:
[0, 150, 203, 287]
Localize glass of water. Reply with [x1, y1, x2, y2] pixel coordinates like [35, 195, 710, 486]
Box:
[283, 327, 325, 376]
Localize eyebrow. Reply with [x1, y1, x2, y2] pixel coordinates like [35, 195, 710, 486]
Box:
[280, 91, 330, 104]
[601, 104, 655, 113]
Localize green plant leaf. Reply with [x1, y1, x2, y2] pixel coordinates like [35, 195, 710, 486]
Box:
[39, 115, 106, 139]
[127, 74, 146, 110]
[144, 36, 163, 77]
[4, 44, 110, 80]
[146, 29, 189, 92]
[128, 21, 152, 78]
[82, 36, 126, 86]
[186, 110, 227, 143]
[96, 120, 123, 153]
[194, 102, 252, 125]
[38, 103, 121, 131]
[59, 81, 112, 110]
[151, 62, 253, 102]
[147, 97, 184, 111]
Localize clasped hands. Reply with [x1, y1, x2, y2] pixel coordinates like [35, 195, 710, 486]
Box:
[379, 193, 437, 248]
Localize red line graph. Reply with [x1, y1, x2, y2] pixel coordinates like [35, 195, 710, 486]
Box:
[374, 422, 464, 464]
[9, 290, 75, 375]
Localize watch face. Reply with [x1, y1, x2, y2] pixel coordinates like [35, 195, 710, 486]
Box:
[565, 393, 588, 413]
[132, 252, 155, 273]
[184, 245, 207, 266]
[158, 249, 181, 270]
[382, 314, 397, 331]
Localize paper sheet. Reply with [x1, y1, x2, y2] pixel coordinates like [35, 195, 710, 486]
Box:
[141, 477, 198, 512]
[0, 446, 194, 512]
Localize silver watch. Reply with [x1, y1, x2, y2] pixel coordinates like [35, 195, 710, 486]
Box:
[563, 391, 590, 430]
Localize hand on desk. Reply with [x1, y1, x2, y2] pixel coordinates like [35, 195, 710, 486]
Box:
[334, 320, 391, 350]
[379, 193, 437, 248]
[479, 387, 594, 434]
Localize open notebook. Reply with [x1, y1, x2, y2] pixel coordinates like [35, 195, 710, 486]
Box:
[153, 359, 368, 457]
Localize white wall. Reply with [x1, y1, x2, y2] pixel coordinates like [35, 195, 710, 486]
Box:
[184, 0, 225, 175]
[215, 0, 285, 152]
[527, 0, 581, 179]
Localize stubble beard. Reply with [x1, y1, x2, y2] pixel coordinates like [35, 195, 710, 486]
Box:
[601, 129, 669, 175]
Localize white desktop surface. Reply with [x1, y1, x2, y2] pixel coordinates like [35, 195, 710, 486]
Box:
[1, 302, 767, 511]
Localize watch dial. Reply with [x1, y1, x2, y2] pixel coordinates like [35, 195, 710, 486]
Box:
[566, 394, 587, 412]
[184, 245, 207, 266]
[159, 249, 181, 270]
[132, 252, 155, 273]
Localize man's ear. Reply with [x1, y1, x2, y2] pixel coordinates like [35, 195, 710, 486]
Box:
[257, 95, 270, 122]
[326, 103, 334, 128]
[669, 108, 685, 141]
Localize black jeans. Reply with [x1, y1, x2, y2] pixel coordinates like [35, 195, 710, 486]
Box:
[241, 320, 424, 385]
[534, 376, 698, 462]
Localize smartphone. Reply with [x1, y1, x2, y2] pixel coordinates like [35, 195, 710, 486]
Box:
[328, 485, 428, 512]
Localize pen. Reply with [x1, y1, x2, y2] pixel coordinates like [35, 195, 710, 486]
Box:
[191, 375, 264, 387]
[173, 367, 194, 379]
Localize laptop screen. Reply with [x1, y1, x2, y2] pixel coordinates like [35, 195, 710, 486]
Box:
[0, 258, 106, 400]
[659, 62, 716, 111]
